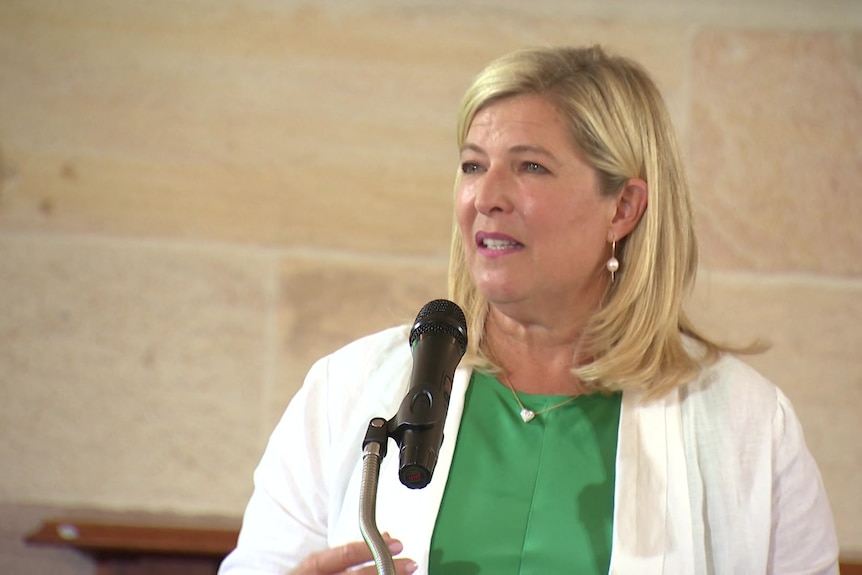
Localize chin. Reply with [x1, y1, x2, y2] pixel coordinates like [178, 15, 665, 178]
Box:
[477, 284, 522, 306]
[471, 268, 524, 300]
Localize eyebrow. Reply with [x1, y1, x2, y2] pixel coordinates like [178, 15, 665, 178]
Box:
[459, 143, 558, 161]
[510, 144, 557, 160]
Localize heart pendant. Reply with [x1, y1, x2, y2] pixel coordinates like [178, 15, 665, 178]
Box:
[520, 409, 535, 423]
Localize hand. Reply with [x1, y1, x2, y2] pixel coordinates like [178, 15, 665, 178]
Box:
[291, 535, 418, 575]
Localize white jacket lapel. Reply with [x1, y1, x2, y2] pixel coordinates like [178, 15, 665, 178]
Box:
[375, 367, 472, 574]
[609, 390, 672, 574]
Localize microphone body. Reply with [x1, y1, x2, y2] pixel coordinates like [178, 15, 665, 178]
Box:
[388, 299, 467, 489]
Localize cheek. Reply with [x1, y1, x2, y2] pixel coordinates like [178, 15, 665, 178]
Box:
[454, 186, 475, 236]
[529, 199, 609, 255]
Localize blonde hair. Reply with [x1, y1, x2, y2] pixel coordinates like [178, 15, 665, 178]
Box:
[448, 45, 738, 398]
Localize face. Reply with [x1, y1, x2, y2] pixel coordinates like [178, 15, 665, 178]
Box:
[456, 94, 618, 321]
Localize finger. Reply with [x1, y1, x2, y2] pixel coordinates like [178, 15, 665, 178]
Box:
[294, 538, 405, 575]
[340, 556, 417, 575]
[294, 540, 370, 574]
[394, 557, 419, 574]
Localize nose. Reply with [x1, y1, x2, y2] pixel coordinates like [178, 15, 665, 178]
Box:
[472, 166, 514, 216]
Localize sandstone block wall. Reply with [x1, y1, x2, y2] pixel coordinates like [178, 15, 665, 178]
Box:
[1, 1, 859, 571]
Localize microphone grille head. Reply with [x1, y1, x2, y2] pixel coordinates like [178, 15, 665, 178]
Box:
[409, 299, 468, 353]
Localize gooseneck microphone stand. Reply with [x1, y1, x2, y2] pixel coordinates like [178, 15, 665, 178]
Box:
[360, 392, 448, 574]
[359, 418, 396, 575]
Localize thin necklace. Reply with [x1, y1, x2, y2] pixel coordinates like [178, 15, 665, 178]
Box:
[499, 372, 580, 423]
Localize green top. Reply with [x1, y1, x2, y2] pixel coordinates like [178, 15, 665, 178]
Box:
[429, 371, 622, 574]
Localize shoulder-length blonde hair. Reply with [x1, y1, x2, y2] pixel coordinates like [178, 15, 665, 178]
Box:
[448, 45, 738, 398]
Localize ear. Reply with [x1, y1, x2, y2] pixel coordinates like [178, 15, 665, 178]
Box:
[608, 178, 648, 242]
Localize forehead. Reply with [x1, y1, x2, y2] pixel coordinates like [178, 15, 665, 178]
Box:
[466, 94, 571, 145]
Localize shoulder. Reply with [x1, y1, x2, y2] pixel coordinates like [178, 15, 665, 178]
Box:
[316, 324, 412, 370]
[302, 324, 414, 412]
[674, 353, 789, 448]
[681, 353, 779, 413]
[677, 352, 812, 461]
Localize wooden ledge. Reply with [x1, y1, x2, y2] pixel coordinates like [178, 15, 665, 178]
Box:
[842, 553, 862, 575]
[25, 511, 240, 558]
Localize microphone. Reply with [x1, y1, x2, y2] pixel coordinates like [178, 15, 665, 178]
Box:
[388, 299, 468, 489]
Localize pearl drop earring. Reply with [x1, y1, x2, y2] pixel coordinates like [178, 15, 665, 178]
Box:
[606, 240, 619, 282]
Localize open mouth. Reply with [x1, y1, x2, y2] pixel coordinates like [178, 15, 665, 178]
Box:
[476, 232, 524, 251]
[481, 238, 522, 250]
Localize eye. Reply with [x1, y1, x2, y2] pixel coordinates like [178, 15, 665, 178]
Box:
[523, 161, 549, 174]
[460, 162, 482, 174]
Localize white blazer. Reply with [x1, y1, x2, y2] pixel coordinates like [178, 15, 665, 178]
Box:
[219, 325, 839, 574]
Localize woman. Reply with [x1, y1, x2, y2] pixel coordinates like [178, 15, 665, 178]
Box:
[219, 46, 838, 574]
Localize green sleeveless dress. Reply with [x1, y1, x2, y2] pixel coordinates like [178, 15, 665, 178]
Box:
[429, 371, 622, 574]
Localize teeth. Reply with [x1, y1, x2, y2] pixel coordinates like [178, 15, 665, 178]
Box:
[483, 238, 518, 249]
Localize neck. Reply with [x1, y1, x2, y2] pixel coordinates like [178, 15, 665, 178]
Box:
[484, 307, 588, 395]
